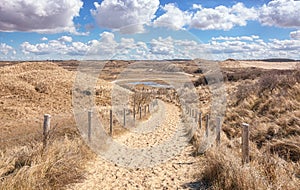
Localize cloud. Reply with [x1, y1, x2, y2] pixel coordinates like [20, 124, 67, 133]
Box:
[20, 32, 118, 58]
[18, 31, 300, 61]
[59, 36, 73, 43]
[41, 37, 48, 41]
[0, 43, 15, 55]
[192, 4, 202, 10]
[19, 32, 199, 60]
[152, 1, 299, 31]
[206, 35, 300, 60]
[0, 0, 83, 34]
[259, 0, 300, 28]
[153, 4, 192, 30]
[290, 30, 300, 39]
[268, 38, 300, 51]
[150, 37, 175, 55]
[91, 0, 159, 34]
[21, 41, 55, 55]
[70, 42, 89, 56]
[190, 3, 258, 30]
[212, 35, 260, 41]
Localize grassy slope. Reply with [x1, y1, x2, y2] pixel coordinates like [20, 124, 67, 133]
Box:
[0, 62, 95, 189]
[195, 69, 300, 189]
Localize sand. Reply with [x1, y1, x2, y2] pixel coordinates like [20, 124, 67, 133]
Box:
[220, 60, 299, 70]
[69, 102, 204, 189]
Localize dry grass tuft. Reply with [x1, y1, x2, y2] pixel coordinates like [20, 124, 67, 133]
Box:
[198, 145, 299, 190]
[270, 137, 300, 162]
[0, 137, 94, 190]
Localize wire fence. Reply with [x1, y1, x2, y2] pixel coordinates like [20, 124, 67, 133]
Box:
[0, 99, 160, 145]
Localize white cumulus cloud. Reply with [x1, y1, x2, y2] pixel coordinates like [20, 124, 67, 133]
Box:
[91, 0, 159, 34]
[290, 30, 300, 39]
[153, 3, 192, 30]
[0, 43, 15, 55]
[20, 32, 119, 58]
[59, 36, 73, 43]
[18, 31, 300, 61]
[0, 0, 83, 34]
[190, 3, 258, 30]
[212, 35, 260, 41]
[206, 35, 300, 60]
[259, 0, 300, 28]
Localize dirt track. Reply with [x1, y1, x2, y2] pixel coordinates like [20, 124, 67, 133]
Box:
[69, 102, 204, 189]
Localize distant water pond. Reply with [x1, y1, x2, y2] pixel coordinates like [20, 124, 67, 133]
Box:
[129, 81, 172, 88]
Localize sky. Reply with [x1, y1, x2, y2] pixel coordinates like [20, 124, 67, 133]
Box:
[0, 0, 300, 60]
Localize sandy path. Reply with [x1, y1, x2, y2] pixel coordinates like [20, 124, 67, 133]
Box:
[69, 101, 203, 189]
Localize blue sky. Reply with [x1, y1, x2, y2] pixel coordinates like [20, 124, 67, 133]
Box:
[0, 0, 299, 60]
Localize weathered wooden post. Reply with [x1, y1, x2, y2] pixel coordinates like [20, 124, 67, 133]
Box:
[205, 114, 209, 137]
[144, 105, 147, 116]
[148, 105, 150, 113]
[139, 106, 142, 119]
[110, 109, 113, 136]
[242, 123, 250, 164]
[151, 101, 153, 111]
[43, 114, 51, 148]
[123, 108, 126, 127]
[88, 110, 92, 142]
[198, 112, 202, 129]
[133, 96, 136, 121]
[216, 117, 221, 145]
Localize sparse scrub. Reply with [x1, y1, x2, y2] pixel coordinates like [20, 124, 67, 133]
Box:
[132, 91, 151, 109]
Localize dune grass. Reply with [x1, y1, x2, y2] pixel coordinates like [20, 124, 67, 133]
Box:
[193, 69, 300, 189]
[0, 128, 94, 190]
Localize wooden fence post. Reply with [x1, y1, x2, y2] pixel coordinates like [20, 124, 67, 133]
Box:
[123, 108, 126, 127]
[242, 123, 250, 164]
[88, 110, 92, 142]
[216, 117, 221, 145]
[205, 114, 209, 137]
[43, 114, 51, 148]
[148, 105, 150, 113]
[151, 101, 153, 111]
[144, 105, 147, 116]
[110, 109, 113, 136]
[198, 112, 202, 129]
[133, 97, 136, 121]
[139, 106, 142, 119]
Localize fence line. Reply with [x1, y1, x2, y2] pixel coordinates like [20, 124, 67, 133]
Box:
[82, 99, 159, 140]
[3, 100, 251, 165]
